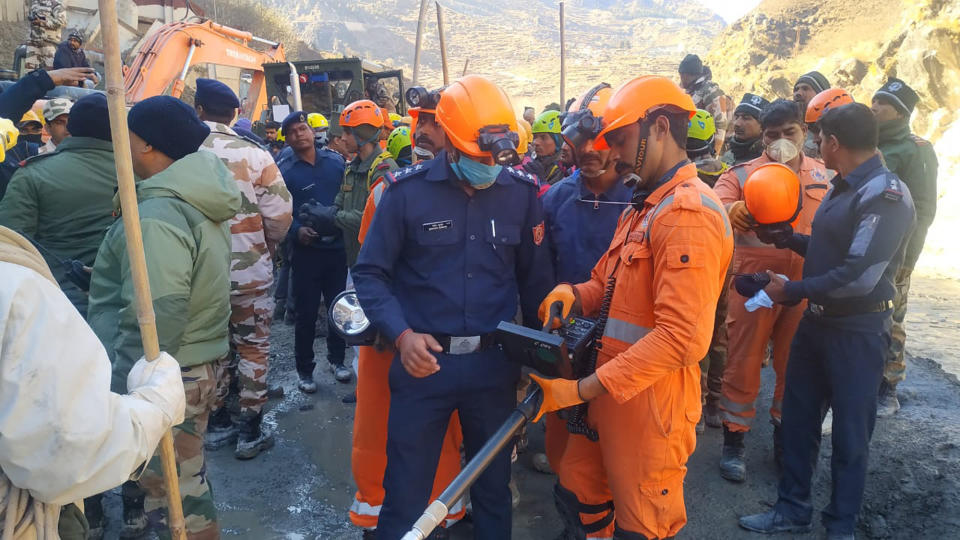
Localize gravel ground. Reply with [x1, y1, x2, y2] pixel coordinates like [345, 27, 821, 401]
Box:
[101, 277, 960, 539]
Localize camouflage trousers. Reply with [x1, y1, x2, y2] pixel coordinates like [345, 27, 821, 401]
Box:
[883, 266, 912, 387]
[214, 291, 274, 419]
[141, 362, 219, 540]
[700, 274, 730, 409]
[24, 42, 56, 71]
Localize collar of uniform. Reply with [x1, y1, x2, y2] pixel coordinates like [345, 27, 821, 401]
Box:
[642, 161, 696, 207]
[204, 121, 237, 137]
[53, 136, 114, 153]
[841, 154, 885, 190]
[576, 170, 628, 200]
[422, 151, 517, 187]
[349, 148, 382, 173]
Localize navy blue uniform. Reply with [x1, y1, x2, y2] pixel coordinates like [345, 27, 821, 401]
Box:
[541, 170, 632, 283]
[353, 153, 553, 539]
[278, 147, 349, 376]
[773, 155, 915, 535]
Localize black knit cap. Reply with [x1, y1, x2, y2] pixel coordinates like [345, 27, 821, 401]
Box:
[874, 77, 919, 116]
[735, 93, 771, 120]
[66, 93, 111, 142]
[795, 71, 830, 94]
[128, 96, 210, 160]
[678, 54, 704, 75]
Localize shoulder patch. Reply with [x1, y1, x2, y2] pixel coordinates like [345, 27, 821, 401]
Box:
[387, 164, 418, 184]
[506, 166, 540, 187]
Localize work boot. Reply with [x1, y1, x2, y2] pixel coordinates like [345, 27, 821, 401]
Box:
[773, 422, 785, 471]
[84, 494, 105, 540]
[696, 415, 705, 434]
[119, 481, 148, 539]
[342, 390, 357, 403]
[877, 380, 900, 417]
[719, 426, 746, 483]
[284, 310, 296, 326]
[703, 401, 723, 428]
[204, 407, 238, 450]
[331, 362, 352, 383]
[235, 414, 275, 460]
[738, 509, 812, 534]
[298, 375, 318, 393]
[531, 452, 554, 474]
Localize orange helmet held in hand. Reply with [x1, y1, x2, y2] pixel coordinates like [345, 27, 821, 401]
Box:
[743, 163, 803, 226]
[436, 75, 518, 159]
[594, 76, 696, 150]
[340, 100, 384, 128]
[805, 88, 854, 124]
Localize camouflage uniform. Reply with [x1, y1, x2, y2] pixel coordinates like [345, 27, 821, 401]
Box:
[689, 79, 734, 155]
[141, 363, 220, 540]
[335, 149, 397, 266]
[201, 122, 292, 420]
[25, 0, 66, 71]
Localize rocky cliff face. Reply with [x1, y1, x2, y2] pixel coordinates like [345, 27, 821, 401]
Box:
[706, 0, 960, 277]
[266, 0, 724, 110]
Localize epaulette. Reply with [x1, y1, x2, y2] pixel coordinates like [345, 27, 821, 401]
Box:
[881, 173, 904, 202]
[506, 166, 540, 187]
[386, 162, 426, 184]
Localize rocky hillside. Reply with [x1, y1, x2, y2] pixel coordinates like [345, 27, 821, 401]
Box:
[265, 0, 725, 110]
[705, 0, 960, 277]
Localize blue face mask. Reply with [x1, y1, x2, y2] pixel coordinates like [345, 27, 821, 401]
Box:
[450, 154, 502, 189]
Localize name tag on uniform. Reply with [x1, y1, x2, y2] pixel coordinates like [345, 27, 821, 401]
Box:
[627, 231, 645, 243]
[422, 220, 453, 232]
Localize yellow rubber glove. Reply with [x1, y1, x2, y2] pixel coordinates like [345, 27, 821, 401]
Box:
[538, 283, 576, 330]
[0, 118, 18, 162]
[529, 373, 585, 423]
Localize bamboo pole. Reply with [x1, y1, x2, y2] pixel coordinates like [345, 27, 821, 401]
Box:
[96, 1, 187, 539]
[435, 1, 449, 85]
[559, 1, 566, 107]
[412, 0, 430, 85]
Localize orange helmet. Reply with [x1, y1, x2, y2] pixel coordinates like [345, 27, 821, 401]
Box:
[339, 100, 384, 129]
[569, 83, 612, 116]
[380, 107, 392, 129]
[743, 163, 803, 225]
[436, 75, 518, 159]
[516, 118, 532, 155]
[594, 76, 696, 150]
[805, 88, 854, 124]
[562, 83, 613, 151]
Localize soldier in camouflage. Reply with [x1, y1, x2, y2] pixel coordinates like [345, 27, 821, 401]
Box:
[679, 53, 734, 155]
[193, 79, 293, 459]
[25, 0, 67, 71]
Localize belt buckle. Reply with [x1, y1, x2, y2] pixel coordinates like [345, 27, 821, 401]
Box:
[809, 303, 824, 316]
[449, 336, 480, 355]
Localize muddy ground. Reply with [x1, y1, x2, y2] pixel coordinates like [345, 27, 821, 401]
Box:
[101, 277, 960, 539]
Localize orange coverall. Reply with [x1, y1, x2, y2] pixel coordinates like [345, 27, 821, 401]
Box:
[558, 164, 732, 539]
[713, 154, 832, 432]
[350, 178, 465, 529]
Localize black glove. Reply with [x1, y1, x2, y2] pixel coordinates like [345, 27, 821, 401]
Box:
[297, 200, 340, 236]
[734, 272, 771, 298]
[755, 223, 794, 249]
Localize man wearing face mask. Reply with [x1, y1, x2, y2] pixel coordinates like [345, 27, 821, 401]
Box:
[713, 99, 833, 482]
[534, 76, 732, 540]
[353, 74, 553, 540]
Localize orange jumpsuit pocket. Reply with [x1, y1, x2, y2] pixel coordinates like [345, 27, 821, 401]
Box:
[637, 473, 687, 540]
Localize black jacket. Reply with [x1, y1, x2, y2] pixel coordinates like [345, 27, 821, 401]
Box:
[53, 41, 89, 69]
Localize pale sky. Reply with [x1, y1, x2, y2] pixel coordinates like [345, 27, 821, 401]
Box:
[697, 0, 763, 23]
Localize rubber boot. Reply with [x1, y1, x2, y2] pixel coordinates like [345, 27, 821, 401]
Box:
[83, 494, 104, 540]
[119, 481, 148, 539]
[703, 401, 723, 428]
[235, 413, 275, 460]
[204, 406, 238, 450]
[877, 380, 900, 417]
[772, 421, 785, 471]
[719, 426, 746, 483]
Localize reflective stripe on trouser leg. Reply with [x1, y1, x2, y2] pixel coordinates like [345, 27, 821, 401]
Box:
[141, 363, 220, 540]
[883, 266, 911, 386]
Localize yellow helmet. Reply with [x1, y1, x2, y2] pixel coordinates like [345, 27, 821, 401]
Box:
[307, 112, 329, 130]
[388, 112, 403, 127]
[276, 126, 285, 142]
[0, 118, 19, 162]
[19, 109, 44, 127]
[516, 118, 532, 155]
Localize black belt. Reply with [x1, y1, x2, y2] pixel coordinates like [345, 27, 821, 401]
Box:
[807, 300, 894, 318]
[431, 333, 497, 354]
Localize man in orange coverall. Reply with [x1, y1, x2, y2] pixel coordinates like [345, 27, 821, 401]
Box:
[712, 99, 833, 483]
[349, 99, 465, 538]
[532, 76, 733, 540]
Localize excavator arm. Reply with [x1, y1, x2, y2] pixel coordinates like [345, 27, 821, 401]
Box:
[123, 21, 285, 120]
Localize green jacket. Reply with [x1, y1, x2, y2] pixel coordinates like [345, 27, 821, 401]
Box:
[334, 149, 396, 266]
[0, 137, 117, 314]
[87, 151, 241, 392]
[878, 119, 938, 268]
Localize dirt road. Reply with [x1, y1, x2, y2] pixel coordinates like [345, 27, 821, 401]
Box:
[101, 277, 960, 539]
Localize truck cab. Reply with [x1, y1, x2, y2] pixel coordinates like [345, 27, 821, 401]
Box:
[262, 58, 405, 127]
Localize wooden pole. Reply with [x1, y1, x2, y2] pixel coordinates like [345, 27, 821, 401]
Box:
[96, 1, 187, 539]
[461, 58, 469, 77]
[559, 1, 566, 107]
[412, 0, 430, 85]
[435, 1, 449, 85]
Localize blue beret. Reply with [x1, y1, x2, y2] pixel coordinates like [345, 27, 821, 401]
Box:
[281, 110, 308, 134]
[195, 78, 240, 110]
[128, 96, 210, 161]
[67, 93, 111, 142]
[233, 117, 252, 131]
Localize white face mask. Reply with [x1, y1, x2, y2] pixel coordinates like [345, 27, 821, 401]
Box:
[766, 138, 799, 164]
